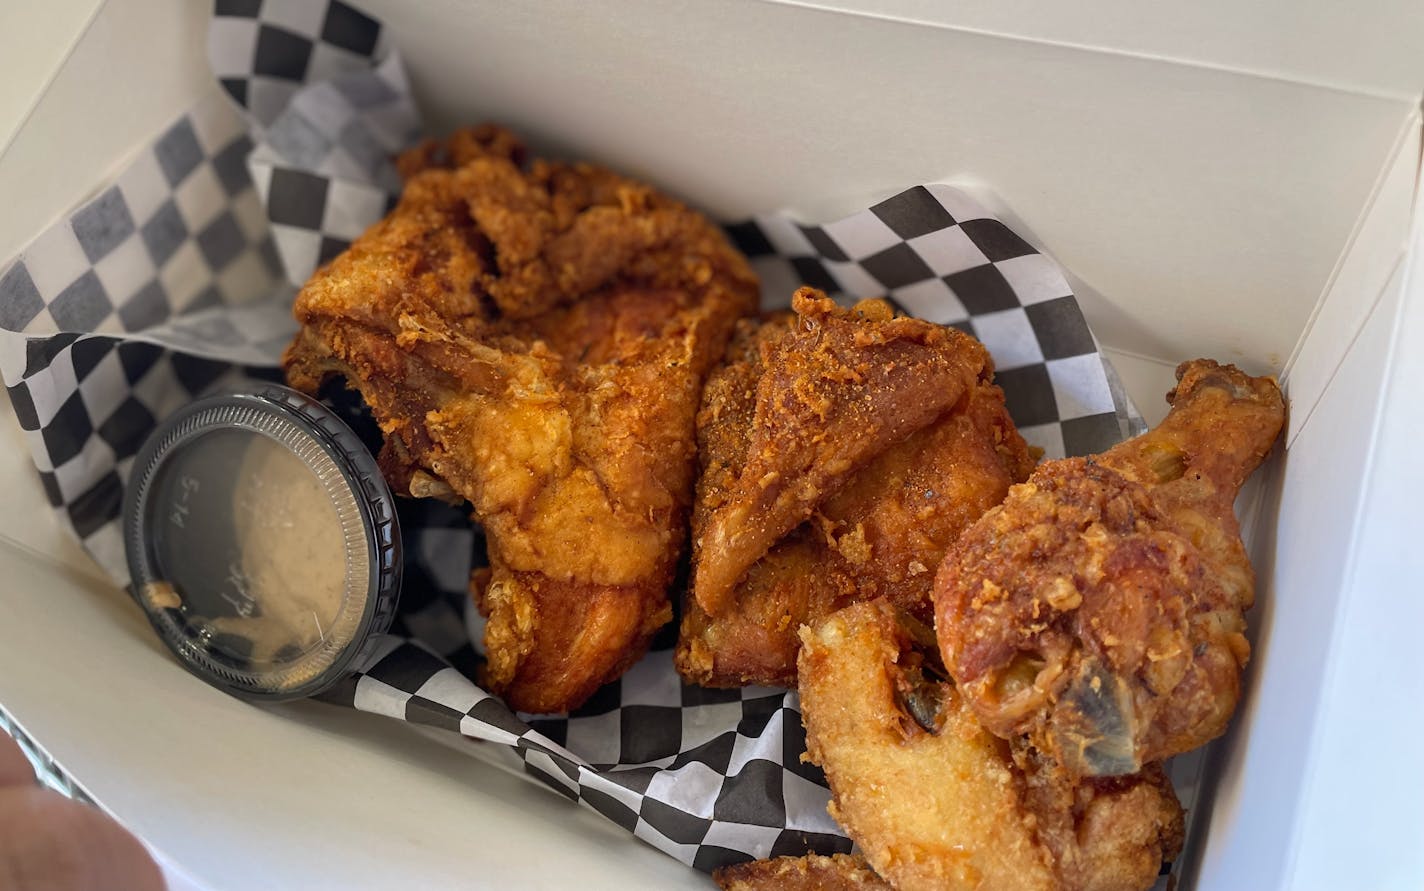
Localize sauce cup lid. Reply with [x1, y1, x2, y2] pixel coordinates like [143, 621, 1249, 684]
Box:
[123, 384, 401, 701]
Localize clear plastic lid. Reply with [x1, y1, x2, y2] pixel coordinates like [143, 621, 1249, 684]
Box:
[123, 386, 401, 701]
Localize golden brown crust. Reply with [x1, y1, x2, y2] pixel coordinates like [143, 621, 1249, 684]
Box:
[394, 124, 528, 179]
[689, 290, 994, 618]
[676, 292, 1033, 687]
[1021, 758, 1185, 891]
[713, 854, 892, 890]
[283, 126, 759, 713]
[798, 600, 1182, 891]
[935, 359, 1285, 775]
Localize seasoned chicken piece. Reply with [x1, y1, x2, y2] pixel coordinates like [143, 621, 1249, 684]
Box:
[284, 126, 758, 713]
[714, 854, 891, 890]
[689, 290, 998, 615]
[935, 360, 1286, 776]
[677, 290, 1033, 687]
[798, 600, 1182, 891]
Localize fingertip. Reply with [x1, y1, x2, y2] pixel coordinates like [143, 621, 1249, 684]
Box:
[65, 798, 168, 891]
[0, 731, 36, 789]
[0, 786, 167, 891]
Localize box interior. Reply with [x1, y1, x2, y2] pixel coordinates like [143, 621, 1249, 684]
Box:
[1, 1, 1420, 888]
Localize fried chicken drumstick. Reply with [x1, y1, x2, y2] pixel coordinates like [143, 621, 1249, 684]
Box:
[798, 600, 1183, 891]
[284, 126, 759, 713]
[677, 289, 1034, 687]
[935, 360, 1285, 776]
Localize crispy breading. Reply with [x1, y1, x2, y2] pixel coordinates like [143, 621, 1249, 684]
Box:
[689, 290, 995, 616]
[713, 854, 891, 890]
[284, 126, 758, 713]
[676, 291, 1033, 687]
[798, 600, 1182, 891]
[935, 359, 1285, 775]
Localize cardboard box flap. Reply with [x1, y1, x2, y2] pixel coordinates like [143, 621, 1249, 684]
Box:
[365, 0, 1416, 376]
[9, 0, 1421, 376]
[768, 0, 1424, 99]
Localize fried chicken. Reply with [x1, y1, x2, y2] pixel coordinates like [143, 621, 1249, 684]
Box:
[935, 359, 1285, 776]
[798, 600, 1183, 891]
[713, 854, 892, 890]
[676, 289, 1034, 687]
[283, 126, 759, 713]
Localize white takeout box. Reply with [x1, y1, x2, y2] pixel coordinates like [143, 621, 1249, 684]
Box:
[1, 1, 1421, 888]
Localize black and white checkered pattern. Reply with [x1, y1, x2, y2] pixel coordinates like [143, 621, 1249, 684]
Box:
[318, 636, 848, 870]
[210, 0, 389, 129]
[0, 90, 284, 350]
[246, 52, 416, 285]
[212, 0, 414, 287]
[728, 185, 1141, 459]
[251, 53, 416, 191]
[384, 497, 486, 679]
[0, 84, 299, 571]
[0, 0, 1177, 881]
[0, 335, 277, 570]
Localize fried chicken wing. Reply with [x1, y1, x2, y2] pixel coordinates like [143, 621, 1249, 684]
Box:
[676, 290, 1033, 687]
[689, 291, 996, 615]
[935, 360, 1285, 776]
[798, 600, 1183, 891]
[713, 854, 891, 890]
[284, 127, 758, 713]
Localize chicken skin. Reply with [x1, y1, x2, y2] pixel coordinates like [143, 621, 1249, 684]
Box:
[798, 600, 1183, 891]
[284, 126, 759, 713]
[935, 360, 1285, 776]
[713, 854, 892, 890]
[677, 290, 1034, 687]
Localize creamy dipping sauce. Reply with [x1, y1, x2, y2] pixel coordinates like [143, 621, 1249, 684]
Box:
[146, 427, 360, 690]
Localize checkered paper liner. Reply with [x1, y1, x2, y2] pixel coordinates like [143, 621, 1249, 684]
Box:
[0, 0, 1196, 883]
